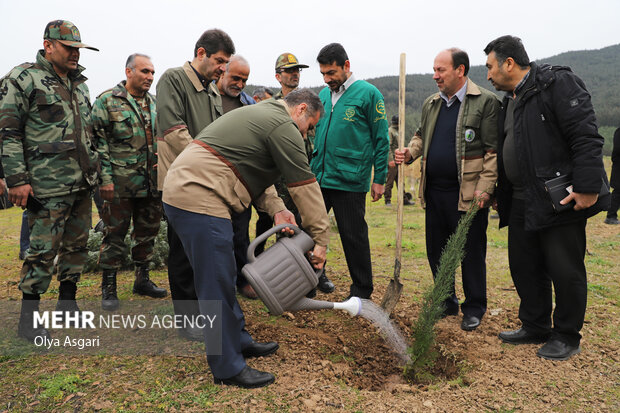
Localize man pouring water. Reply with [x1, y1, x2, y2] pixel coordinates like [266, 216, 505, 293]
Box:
[162, 89, 330, 389]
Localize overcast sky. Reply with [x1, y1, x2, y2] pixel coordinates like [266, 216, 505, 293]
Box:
[1, 0, 618, 98]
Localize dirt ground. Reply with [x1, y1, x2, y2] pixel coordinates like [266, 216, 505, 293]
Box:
[0, 199, 618, 412]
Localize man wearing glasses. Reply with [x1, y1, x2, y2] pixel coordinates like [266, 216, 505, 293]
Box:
[273, 53, 308, 99]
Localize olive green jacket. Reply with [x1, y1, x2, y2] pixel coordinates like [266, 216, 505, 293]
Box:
[155, 62, 223, 190]
[92, 81, 158, 197]
[163, 100, 330, 246]
[0, 50, 99, 198]
[408, 79, 499, 211]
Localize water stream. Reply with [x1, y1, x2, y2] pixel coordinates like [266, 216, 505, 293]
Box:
[358, 299, 411, 364]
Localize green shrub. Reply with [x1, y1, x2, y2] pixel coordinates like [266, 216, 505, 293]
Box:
[83, 220, 168, 273]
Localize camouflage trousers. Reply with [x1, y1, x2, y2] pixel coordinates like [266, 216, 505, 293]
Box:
[98, 195, 162, 270]
[19, 189, 92, 295]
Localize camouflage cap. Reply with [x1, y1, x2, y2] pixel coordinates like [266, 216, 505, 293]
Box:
[275, 53, 309, 71]
[44, 20, 99, 51]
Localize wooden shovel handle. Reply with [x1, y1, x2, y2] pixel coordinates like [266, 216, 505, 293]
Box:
[394, 53, 406, 280]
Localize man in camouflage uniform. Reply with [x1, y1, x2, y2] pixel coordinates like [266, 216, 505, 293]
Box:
[0, 20, 100, 342]
[384, 115, 414, 206]
[273, 53, 308, 99]
[92, 54, 167, 311]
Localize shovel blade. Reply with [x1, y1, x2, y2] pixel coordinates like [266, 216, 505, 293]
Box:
[380, 279, 403, 314]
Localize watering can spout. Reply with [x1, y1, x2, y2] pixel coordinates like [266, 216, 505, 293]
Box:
[286, 296, 362, 317]
[333, 297, 362, 317]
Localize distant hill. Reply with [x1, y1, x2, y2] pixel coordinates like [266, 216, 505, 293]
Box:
[247, 44, 620, 153]
[368, 44, 620, 137]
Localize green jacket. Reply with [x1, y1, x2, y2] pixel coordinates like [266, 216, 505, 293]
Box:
[311, 79, 389, 192]
[92, 81, 158, 198]
[199, 100, 314, 199]
[409, 79, 499, 210]
[155, 62, 223, 190]
[0, 50, 99, 198]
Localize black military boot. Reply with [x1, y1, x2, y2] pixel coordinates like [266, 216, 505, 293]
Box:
[101, 270, 119, 311]
[133, 265, 167, 298]
[55, 280, 80, 313]
[18, 293, 51, 343]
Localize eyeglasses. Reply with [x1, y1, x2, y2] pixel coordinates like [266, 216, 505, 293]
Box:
[278, 67, 302, 74]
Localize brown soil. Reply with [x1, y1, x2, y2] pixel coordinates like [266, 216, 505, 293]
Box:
[0, 206, 618, 412]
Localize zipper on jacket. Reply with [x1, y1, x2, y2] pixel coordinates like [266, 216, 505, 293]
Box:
[317, 106, 334, 186]
[514, 85, 538, 189]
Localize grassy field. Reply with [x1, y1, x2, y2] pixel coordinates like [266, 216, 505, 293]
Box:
[0, 160, 618, 412]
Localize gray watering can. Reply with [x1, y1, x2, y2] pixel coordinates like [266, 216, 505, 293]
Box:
[242, 224, 361, 317]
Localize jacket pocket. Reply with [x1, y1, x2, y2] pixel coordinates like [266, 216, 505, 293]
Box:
[109, 158, 139, 167]
[333, 147, 362, 173]
[464, 113, 481, 128]
[460, 158, 483, 201]
[332, 147, 363, 186]
[108, 110, 133, 140]
[341, 99, 364, 123]
[36, 93, 65, 124]
[38, 141, 76, 154]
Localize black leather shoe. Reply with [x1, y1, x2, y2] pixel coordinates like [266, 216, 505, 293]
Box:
[461, 315, 481, 331]
[440, 307, 459, 318]
[499, 328, 550, 345]
[178, 325, 204, 342]
[536, 339, 581, 361]
[214, 366, 275, 388]
[317, 272, 335, 294]
[242, 341, 279, 358]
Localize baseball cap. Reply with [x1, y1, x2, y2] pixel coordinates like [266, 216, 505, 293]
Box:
[44, 20, 99, 51]
[275, 53, 309, 71]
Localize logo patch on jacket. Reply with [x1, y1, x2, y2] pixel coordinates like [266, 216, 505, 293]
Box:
[465, 129, 475, 143]
[374, 101, 386, 122]
[344, 107, 356, 122]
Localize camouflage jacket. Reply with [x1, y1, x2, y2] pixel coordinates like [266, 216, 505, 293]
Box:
[387, 125, 399, 162]
[0, 50, 99, 198]
[92, 81, 158, 198]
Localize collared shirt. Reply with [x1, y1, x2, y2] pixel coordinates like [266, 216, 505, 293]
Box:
[440, 79, 468, 107]
[507, 69, 531, 99]
[331, 73, 357, 107]
[189, 62, 209, 89]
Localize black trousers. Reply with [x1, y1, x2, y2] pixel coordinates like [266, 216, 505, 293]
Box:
[254, 209, 272, 256]
[321, 188, 373, 298]
[606, 188, 620, 219]
[232, 208, 252, 288]
[384, 165, 399, 202]
[425, 188, 488, 318]
[167, 221, 200, 318]
[508, 199, 587, 346]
